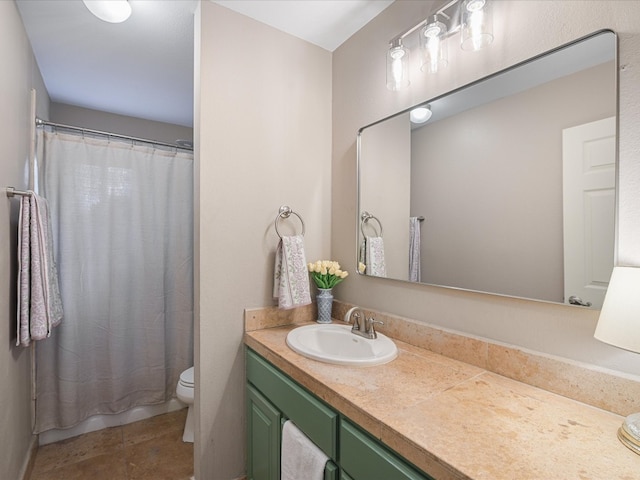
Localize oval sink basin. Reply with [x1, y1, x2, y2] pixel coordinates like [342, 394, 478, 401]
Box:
[286, 324, 398, 366]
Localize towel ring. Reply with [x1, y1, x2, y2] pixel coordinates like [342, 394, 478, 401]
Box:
[360, 211, 383, 238]
[274, 205, 305, 238]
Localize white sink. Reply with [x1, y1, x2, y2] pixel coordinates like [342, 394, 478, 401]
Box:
[285, 324, 398, 367]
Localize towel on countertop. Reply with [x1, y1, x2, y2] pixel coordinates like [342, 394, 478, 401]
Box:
[17, 192, 64, 346]
[273, 234, 311, 310]
[409, 217, 421, 282]
[365, 236, 387, 278]
[281, 420, 329, 480]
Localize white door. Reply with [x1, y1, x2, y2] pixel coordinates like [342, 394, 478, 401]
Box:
[562, 117, 616, 309]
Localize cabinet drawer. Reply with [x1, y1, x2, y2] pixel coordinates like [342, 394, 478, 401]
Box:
[246, 349, 338, 458]
[340, 420, 433, 480]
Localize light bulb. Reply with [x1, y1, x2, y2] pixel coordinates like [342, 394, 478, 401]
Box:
[420, 18, 448, 73]
[386, 40, 410, 91]
[460, 0, 493, 51]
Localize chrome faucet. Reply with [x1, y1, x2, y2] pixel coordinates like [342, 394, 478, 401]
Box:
[344, 306, 383, 340]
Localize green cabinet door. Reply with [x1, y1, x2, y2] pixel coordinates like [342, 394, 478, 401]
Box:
[340, 420, 433, 480]
[247, 385, 281, 480]
[340, 470, 354, 480]
[324, 461, 339, 480]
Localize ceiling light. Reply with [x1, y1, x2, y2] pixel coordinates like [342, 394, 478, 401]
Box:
[83, 0, 132, 24]
[410, 105, 432, 124]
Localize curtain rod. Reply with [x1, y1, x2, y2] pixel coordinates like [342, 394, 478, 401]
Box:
[35, 118, 193, 152]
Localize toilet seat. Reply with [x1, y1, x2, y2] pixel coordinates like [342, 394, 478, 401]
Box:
[179, 366, 194, 388]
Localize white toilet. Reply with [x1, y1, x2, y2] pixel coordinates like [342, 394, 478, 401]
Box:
[176, 366, 195, 443]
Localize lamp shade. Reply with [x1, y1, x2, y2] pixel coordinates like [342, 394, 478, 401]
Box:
[594, 266, 640, 354]
[386, 39, 410, 91]
[460, 0, 493, 51]
[420, 18, 448, 73]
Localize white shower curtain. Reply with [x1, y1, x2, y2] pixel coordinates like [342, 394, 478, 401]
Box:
[34, 129, 194, 433]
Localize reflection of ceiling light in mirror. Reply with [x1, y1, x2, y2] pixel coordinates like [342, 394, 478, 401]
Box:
[83, 0, 132, 23]
[410, 105, 432, 124]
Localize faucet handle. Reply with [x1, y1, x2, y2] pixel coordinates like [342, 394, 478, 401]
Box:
[351, 312, 362, 331]
[366, 317, 383, 338]
[344, 306, 362, 329]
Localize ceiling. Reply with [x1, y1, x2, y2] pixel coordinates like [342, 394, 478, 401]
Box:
[16, 0, 394, 128]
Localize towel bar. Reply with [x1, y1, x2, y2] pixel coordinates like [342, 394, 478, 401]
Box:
[360, 211, 383, 238]
[6, 187, 32, 198]
[274, 205, 305, 238]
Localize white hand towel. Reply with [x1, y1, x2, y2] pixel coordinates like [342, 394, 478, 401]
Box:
[16, 192, 64, 346]
[281, 420, 328, 480]
[273, 235, 311, 310]
[409, 217, 421, 282]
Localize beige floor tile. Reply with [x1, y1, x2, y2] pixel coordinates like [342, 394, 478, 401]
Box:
[30, 410, 193, 480]
[31, 426, 123, 475]
[122, 409, 187, 446]
[124, 429, 194, 480]
[30, 451, 128, 480]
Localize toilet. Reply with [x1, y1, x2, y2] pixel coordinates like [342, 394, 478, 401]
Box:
[176, 366, 194, 443]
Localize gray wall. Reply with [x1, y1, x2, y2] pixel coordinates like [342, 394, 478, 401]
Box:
[332, 0, 640, 377]
[0, 1, 50, 478]
[195, 2, 332, 477]
[50, 103, 193, 146]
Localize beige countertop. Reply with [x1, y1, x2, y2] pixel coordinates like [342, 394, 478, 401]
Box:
[245, 323, 640, 480]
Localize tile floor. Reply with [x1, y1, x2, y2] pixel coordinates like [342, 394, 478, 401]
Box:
[29, 409, 193, 480]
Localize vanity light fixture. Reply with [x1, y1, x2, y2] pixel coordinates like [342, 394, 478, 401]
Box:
[82, 0, 132, 23]
[594, 266, 640, 455]
[386, 0, 494, 90]
[410, 105, 432, 124]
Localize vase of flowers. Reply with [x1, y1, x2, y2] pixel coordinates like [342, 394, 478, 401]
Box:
[308, 260, 349, 324]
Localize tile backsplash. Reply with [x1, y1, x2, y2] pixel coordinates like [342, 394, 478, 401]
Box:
[245, 300, 640, 417]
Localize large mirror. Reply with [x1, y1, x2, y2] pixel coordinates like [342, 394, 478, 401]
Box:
[357, 31, 617, 309]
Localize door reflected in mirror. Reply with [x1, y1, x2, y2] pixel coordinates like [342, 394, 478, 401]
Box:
[357, 31, 617, 308]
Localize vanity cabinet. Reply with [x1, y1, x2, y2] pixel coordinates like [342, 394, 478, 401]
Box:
[246, 349, 338, 480]
[246, 348, 433, 480]
[340, 420, 430, 480]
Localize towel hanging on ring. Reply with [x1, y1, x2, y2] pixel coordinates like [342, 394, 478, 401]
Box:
[273, 235, 311, 309]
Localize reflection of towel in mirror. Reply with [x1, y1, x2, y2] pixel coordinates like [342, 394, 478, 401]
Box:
[365, 236, 387, 277]
[17, 192, 64, 347]
[281, 420, 328, 480]
[273, 235, 311, 309]
[409, 217, 421, 282]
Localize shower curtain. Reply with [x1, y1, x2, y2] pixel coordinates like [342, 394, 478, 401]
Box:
[34, 129, 194, 433]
